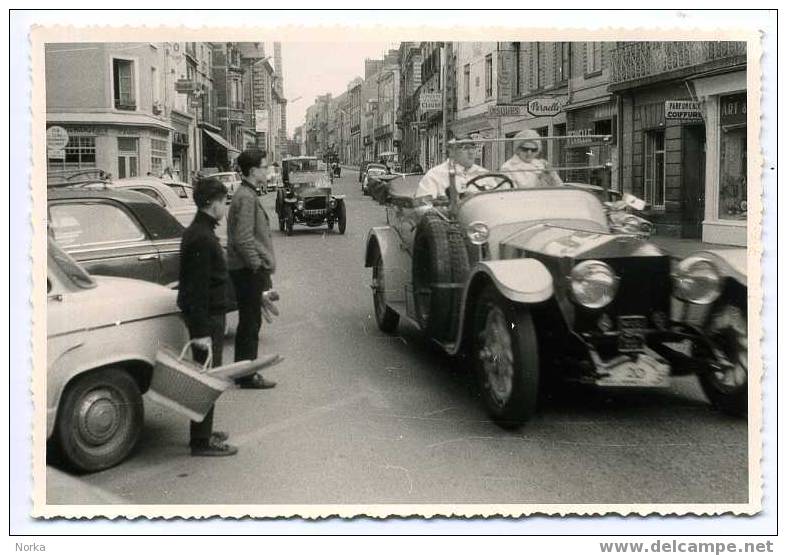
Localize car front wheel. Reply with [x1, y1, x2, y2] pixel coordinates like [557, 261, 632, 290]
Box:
[698, 289, 748, 417]
[54, 367, 144, 473]
[473, 286, 539, 429]
[371, 249, 399, 333]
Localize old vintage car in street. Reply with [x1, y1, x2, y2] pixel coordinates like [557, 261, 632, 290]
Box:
[275, 156, 347, 235]
[364, 139, 747, 427]
[48, 187, 185, 287]
[47, 238, 189, 472]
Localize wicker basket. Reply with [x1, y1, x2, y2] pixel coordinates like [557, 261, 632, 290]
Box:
[149, 341, 230, 422]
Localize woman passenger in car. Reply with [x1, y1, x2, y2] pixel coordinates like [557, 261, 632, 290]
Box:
[501, 129, 563, 189]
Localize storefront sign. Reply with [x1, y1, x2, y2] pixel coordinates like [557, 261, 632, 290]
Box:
[665, 100, 703, 121]
[720, 93, 746, 126]
[486, 105, 529, 118]
[48, 148, 65, 160]
[255, 109, 269, 133]
[419, 92, 442, 112]
[567, 128, 593, 145]
[527, 96, 567, 117]
[175, 79, 197, 94]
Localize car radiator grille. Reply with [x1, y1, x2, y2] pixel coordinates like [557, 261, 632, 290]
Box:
[304, 197, 327, 210]
[573, 256, 672, 333]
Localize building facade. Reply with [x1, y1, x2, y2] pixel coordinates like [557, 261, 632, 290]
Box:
[45, 42, 176, 179]
[610, 41, 747, 244]
[375, 50, 400, 161]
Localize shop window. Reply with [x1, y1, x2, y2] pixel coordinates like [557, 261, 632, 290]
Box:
[719, 125, 747, 220]
[47, 135, 96, 172]
[644, 130, 666, 209]
[150, 138, 168, 176]
[113, 58, 136, 111]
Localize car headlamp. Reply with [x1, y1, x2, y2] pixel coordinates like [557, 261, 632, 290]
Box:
[329, 198, 337, 208]
[568, 260, 619, 309]
[297, 200, 304, 210]
[672, 256, 721, 305]
[466, 221, 490, 245]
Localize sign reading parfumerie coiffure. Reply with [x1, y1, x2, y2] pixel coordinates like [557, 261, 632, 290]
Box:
[665, 100, 703, 121]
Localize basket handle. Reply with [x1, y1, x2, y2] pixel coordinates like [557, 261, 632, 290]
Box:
[178, 339, 213, 372]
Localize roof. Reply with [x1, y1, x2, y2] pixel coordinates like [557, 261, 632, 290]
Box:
[48, 186, 160, 205]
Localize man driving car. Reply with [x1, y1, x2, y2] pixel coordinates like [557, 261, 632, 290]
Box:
[414, 133, 491, 199]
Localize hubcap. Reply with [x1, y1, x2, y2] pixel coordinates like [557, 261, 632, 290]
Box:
[77, 388, 123, 446]
[480, 306, 515, 407]
[708, 304, 748, 389]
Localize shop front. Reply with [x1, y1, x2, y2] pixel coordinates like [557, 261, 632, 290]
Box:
[201, 124, 239, 172]
[618, 81, 709, 238]
[691, 71, 747, 246]
[562, 100, 617, 188]
[46, 122, 172, 180]
[170, 110, 193, 181]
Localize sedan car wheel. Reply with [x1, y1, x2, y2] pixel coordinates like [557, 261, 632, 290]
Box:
[474, 287, 539, 429]
[698, 291, 748, 417]
[371, 251, 399, 333]
[54, 368, 143, 473]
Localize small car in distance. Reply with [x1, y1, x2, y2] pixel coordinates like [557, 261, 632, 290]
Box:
[208, 171, 243, 199]
[275, 156, 347, 236]
[47, 238, 189, 472]
[361, 163, 389, 195]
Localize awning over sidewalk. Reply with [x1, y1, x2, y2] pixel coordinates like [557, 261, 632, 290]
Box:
[203, 129, 240, 153]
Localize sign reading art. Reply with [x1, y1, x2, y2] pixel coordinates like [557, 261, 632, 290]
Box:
[526, 96, 567, 117]
[419, 92, 442, 112]
[47, 126, 69, 159]
[719, 93, 746, 126]
[665, 100, 703, 121]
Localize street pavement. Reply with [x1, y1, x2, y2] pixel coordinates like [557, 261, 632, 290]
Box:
[48, 169, 748, 506]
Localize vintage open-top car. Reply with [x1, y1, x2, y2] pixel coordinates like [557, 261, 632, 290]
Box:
[275, 156, 347, 235]
[364, 147, 747, 428]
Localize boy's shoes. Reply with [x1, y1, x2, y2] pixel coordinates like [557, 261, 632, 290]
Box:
[212, 431, 229, 442]
[191, 437, 238, 457]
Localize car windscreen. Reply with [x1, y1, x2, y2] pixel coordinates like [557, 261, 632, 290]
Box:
[48, 238, 96, 289]
[286, 160, 319, 172]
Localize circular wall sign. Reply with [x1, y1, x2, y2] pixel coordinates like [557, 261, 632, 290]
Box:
[47, 126, 69, 150]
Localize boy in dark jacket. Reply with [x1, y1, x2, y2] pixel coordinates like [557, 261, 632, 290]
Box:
[177, 177, 238, 457]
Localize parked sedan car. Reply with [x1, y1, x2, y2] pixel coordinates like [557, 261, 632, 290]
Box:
[208, 171, 243, 199]
[47, 188, 184, 287]
[47, 238, 189, 472]
[365, 174, 745, 427]
[101, 177, 197, 228]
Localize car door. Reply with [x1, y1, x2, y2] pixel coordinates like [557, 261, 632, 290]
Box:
[127, 201, 185, 287]
[48, 200, 163, 283]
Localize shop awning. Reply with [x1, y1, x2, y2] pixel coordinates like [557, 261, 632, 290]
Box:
[203, 129, 240, 153]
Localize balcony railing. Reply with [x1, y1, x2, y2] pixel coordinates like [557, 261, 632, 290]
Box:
[610, 41, 746, 85]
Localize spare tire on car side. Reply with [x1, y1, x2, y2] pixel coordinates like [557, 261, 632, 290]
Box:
[412, 211, 469, 342]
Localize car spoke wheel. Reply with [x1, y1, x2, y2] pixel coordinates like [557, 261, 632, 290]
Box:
[474, 287, 539, 429]
[698, 291, 748, 417]
[54, 368, 143, 473]
[371, 251, 399, 333]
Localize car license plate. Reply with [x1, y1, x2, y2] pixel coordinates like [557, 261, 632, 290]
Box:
[618, 315, 648, 353]
[597, 354, 671, 388]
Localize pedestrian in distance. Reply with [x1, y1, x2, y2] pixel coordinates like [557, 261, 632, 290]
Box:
[177, 177, 238, 457]
[227, 148, 278, 389]
[500, 129, 563, 189]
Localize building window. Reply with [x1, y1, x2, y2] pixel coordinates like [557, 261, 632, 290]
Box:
[150, 138, 168, 176]
[485, 54, 493, 98]
[585, 43, 602, 75]
[718, 93, 747, 221]
[113, 58, 136, 111]
[513, 43, 521, 97]
[463, 64, 470, 103]
[556, 42, 571, 83]
[644, 129, 665, 209]
[117, 137, 139, 178]
[47, 135, 97, 172]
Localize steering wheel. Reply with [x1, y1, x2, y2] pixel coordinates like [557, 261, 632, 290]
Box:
[463, 173, 515, 193]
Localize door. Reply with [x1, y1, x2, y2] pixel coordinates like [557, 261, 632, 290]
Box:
[48, 200, 162, 282]
[117, 137, 139, 178]
[681, 125, 706, 238]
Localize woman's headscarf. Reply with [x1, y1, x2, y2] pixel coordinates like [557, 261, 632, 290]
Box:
[513, 129, 542, 153]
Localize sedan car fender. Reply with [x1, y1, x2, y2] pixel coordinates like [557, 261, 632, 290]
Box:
[364, 226, 410, 305]
[469, 259, 554, 304]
